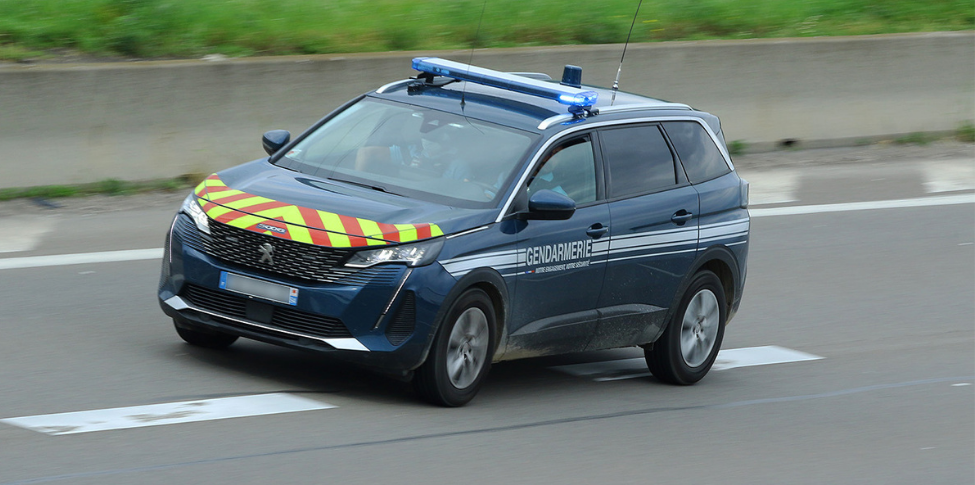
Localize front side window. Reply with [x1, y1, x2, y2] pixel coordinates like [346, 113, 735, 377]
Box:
[663, 121, 730, 184]
[600, 125, 676, 199]
[274, 98, 537, 208]
[527, 136, 597, 205]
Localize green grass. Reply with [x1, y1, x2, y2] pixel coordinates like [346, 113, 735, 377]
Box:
[956, 122, 975, 143]
[0, 0, 972, 60]
[894, 132, 937, 146]
[728, 140, 747, 156]
[0, 177, 192, 202]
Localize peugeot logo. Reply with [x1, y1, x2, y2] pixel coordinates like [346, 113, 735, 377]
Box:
[259, 243, 275, 265]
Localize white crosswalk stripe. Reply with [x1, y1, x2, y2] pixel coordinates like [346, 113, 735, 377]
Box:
[740, 158, 975, 207]
[923, 159, 975, 193]
[0, 216, 58, 253]
[741, 169, 800, 205]
[550, 346, 824, 382]
[1, 393, 335, 436]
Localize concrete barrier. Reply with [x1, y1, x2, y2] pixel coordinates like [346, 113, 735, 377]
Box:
[0, 32, 972, 188]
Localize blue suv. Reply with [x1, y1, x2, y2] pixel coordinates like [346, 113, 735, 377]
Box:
[158, 58, 749, 406]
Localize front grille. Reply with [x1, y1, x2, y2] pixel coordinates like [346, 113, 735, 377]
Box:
[184, 284, 352, 339]
[186, 284, 246, 318]
[385, 291, 416, 345]
[205, 222, 350, 282]
[332, 266, 403, 286]
[273, 306, 352, 338]
[176, 214, 406, 284]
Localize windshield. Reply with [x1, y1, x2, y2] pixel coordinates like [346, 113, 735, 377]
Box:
[274, 98, 538, 208]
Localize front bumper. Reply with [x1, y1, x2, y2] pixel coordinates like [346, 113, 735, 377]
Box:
[158, 213, 456, 373]
[162, 294, 368, 351]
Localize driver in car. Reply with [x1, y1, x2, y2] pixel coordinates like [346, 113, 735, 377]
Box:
[390, 127, 473, 181]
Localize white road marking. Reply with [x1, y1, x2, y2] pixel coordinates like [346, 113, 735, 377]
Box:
[0, 248, 162, 270]
[0, 194, 971, 271]
[551, 345, 824, 382]
[924, 159, 975, 193]
[741, 170, 800, 205]
[0, 216, 58, 253]
[749, 193, 974, 217]
[712, 345, 823, 370]
[0, 393, 334, 436]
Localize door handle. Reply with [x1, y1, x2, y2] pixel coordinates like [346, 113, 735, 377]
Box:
[587, 223, 609, 238]
[671, 210, 693, 225]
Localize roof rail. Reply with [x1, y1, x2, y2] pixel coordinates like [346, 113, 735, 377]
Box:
[537, 102, 693, 130]
[375, 79, 413, 94]
[596, 103, 692, 115]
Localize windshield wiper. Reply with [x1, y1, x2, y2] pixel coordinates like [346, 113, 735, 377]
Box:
[328, 177, 396, 195]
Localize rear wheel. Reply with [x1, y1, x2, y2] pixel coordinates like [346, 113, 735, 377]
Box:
[173, 319, 239, 349]
[645, 271, 726, 385]
[414, 289, 495, 407]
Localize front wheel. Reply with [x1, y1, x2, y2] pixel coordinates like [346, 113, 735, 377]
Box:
[414, 288, 495, 407]
[645, 271, 726, 385]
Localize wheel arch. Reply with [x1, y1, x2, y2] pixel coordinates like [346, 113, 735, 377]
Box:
[671, 245, 741, 325]
[694, 250, 738, 314]
[422, 267, 510, 365]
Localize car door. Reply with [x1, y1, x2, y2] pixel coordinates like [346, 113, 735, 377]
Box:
[662, 121, 749, 253]
[587, 123, 700, 350]
[503, 135, 610, 357]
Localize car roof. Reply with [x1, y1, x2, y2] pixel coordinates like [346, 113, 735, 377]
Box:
[370, 76, 700, 134]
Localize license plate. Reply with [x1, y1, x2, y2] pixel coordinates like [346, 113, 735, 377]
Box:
[219, 272, 298, 306]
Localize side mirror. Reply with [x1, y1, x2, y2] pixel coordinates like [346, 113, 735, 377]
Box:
[523, 189, 576, 220]
[262, 130, 291, 156]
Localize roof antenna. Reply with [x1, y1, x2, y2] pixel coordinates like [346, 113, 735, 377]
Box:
[612, 0, 643, 106]
[461, 0, 488, 109]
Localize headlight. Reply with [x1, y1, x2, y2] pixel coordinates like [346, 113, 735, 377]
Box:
[181, 193, 211, 234]
[345, 238, 444, 268]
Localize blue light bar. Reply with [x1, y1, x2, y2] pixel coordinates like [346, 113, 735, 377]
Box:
[412, 57, 598, 108]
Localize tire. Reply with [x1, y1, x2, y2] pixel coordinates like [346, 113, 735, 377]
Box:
[414, 288, 495, 407]
[173, 319, 239, 349]
[645, 271, 726, 385]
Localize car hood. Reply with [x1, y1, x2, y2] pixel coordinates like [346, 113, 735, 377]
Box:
[193, 160, 498, 248]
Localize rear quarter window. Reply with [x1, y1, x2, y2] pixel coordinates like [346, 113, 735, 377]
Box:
[663, 121, 731, 184]
[599, 124, 676, 199]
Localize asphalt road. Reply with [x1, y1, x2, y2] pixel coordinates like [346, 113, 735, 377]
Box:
[0, 144, 972, 484]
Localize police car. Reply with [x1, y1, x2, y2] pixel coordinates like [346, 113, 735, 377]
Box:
[159, 57, 749, 406]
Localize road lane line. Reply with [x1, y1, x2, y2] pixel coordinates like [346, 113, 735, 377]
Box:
[551, 345, 824, 381]
[749, 193, 974, 217]
[1, 194, 971, 271]
[0, 249, 162, 270]
[0, 393, 334, 435]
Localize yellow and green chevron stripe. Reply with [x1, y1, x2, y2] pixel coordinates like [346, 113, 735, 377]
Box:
[194, 174, 443, 248]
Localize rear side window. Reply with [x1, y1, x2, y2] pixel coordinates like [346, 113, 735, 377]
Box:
[600, 125, 676, 199]
[663, 121, 730, 184]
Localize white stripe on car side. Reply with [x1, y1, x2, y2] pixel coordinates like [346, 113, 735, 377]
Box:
[441, 252, 521, 277]
[699, 220, 750, 239]
[439, 218, 749, 277]
[699, 231, 749, 245]
[610, 230, 696, 250]
[598, 247, 700, 264]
